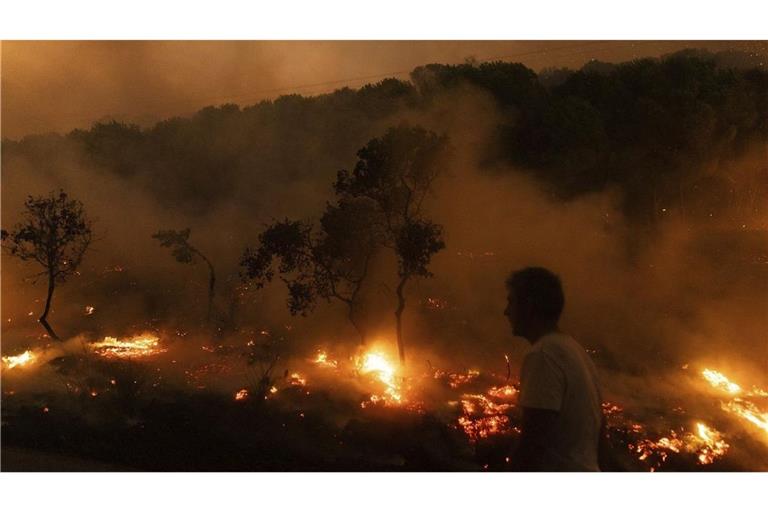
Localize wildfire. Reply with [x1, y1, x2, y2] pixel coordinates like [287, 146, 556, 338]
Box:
[288, 372, 307, 387]
[91, 334, 165, 359]
[446, 369, 481, 388]
[701, 368, 768, 438]
[487, 384, 518, 399]
[632, 422, 729, 469]
[694, 422, 729, 465]
[358, 351, 402, 404]
[722, 399, 768, 435]
[456, 385, 518, 441]
[84, 305, 95, 315]
[458, 415, 512, 441]
[234, 388, 248, 401]
[2, 350, 37, 369]
[702, 369, 742, 394]
[313, 350, 338, 368]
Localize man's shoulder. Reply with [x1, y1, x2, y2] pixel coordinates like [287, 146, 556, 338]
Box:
[535, 332, 578, 352]
[534, 332, 589, 365]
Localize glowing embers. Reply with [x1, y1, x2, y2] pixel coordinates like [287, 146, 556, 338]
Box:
[91, 334, 165, 359]
[358, 351, 402, 406]
[312, 350, 338, 369]
[694, 422, 729, 465]
[458, 415, 512, 441]
[424, 297, 449, 310]
[630, 422, 729, 469]
[1, 349, 37, 369]
[701, 368, 768, 438]
[487, 384, 518, 399]
[456, 389, 518, 441]
[288, 372, 307, 387]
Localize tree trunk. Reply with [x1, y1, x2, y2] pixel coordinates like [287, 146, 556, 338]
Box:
[349, 302, 367, 346]
[395, 276, 408, 364]
[39, 272, 60, 340]
[204, 259, 216, 323]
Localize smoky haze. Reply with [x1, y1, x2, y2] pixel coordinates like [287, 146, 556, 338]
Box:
[2, 44, 767, 403]
[3, 40, 767, 139]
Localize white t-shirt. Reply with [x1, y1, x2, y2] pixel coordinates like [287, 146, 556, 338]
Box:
[518, 332, 602, 471]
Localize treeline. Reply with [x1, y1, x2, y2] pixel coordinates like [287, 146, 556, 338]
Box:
[4, 50, 767, 224]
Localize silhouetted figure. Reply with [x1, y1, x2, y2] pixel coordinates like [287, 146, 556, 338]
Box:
[505, 267, 602, 471]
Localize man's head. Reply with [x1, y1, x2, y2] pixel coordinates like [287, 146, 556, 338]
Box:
[504, 267, 564, 343]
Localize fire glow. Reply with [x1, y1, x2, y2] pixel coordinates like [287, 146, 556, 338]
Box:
[456, 386, 518, 441]
[91, 334, 165, 359]
[313, 350, 338, 369]
[702, 369, 742, 395]
[701, 368, 768, 438]
[631, 422, 729, 469]
[1, 350, 37, 369]
[358, 351, 402, 405]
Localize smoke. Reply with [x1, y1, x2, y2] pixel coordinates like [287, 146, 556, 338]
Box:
[4, 41, 766, 139]
[2, 59, 767, 413]
[384, 85, 768, 389]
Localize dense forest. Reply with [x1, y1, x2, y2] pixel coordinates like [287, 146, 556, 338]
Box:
[5, 49, 766, 227]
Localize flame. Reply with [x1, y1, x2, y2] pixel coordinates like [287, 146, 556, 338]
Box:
[702, 369, 742, 394]
[358, 350, 401, 404]
[694, 422, 729, 465]
[234, 388, 248, 401]
[701, 367, 768, 439]
[91, 334, 165, 358]
[722, 400, 768, 434]
[631, 422, 729, 469]
[2, 350, 37, 369]
[289, 372, 307, 387]
[313, 350, 338, 368]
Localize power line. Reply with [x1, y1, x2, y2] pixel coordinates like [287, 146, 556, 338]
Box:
[16, 41, 639, 131]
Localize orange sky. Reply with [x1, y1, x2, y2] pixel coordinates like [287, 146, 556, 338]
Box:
[2, 40, 766, 139]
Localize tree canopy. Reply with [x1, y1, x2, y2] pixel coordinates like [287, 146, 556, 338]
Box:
[4, 50, 765, 226]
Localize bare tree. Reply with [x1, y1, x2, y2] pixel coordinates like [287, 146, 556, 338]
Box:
[2, 190, 92, 340]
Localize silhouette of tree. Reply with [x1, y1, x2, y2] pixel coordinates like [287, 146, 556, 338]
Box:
[335, 124, 449, 363]
[1, 190, 92, 340]
[7, 51, 765, 233]
[152, 228, 216, 322]
[240, 197, 383, 344]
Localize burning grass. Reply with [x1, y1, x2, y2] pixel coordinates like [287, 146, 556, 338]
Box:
[629, 422, 729, 470]
[3, 327, 768, 470]
[2, 349, 37, 370]
[700, 368, 768, 439]
[90, 334, 166, 359]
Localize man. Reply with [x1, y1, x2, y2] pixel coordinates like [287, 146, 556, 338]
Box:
[504, 267, 603, 471]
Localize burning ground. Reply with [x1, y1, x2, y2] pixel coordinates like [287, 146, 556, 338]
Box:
[3, 320, 768, 470]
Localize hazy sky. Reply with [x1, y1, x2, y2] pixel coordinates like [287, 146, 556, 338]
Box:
[2, 40, 766, 139]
